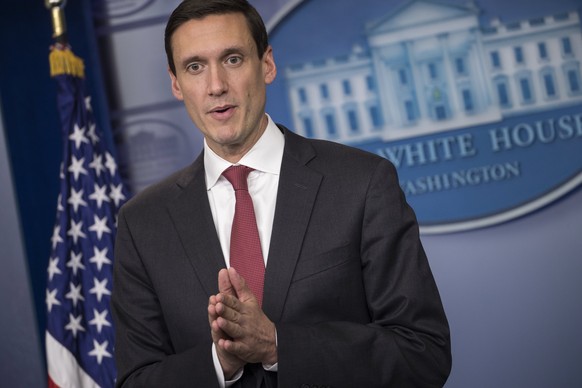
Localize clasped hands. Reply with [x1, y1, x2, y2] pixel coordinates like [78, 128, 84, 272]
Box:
[208, 267, 278, 380]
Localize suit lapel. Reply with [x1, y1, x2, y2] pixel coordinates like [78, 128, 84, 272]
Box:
[167, 154, 225, 296]
[263, 129, 321, 321]
[164, 130, 322, 316]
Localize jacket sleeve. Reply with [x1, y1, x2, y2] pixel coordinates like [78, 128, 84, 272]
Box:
[111, 208, 220, 388]
[275, 159, 452, 388]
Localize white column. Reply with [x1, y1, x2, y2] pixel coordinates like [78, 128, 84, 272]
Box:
[473, 29, 496, 107]
[370, 47, 396, 128]
[405, 40, 429, 121]
[439, 33, 464, 118]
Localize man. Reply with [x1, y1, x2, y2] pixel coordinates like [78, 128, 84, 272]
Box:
[111, 0, 451, 387]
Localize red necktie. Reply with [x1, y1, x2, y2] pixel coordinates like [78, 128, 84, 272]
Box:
[222, 165, 265, 306]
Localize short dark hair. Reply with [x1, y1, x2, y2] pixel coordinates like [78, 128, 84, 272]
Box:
[165, 0, 269, 75]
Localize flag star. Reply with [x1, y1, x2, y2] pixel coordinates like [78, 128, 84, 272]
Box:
[59, 162, 65, 179]
[68, 188, 88, 213]
[68, 156, 88, 181]
[88, 339, 112, 365]
[47, 257, 62, 281]
[104, 152, 118, 176]
[65, 313, 86, 338]
[85, 96, 92, 112]
[69, 123, 90, 149]
[89, 183, 110, 208]
[89, 215, 111, 240]
[46, 288, 61, 312]
[89, 277, 111, 302]
[110, 183, 126, 207]
[65, 282, 85, 307]
[66, 251, 86, 276]
[57, 193, 64, 212]
[51, 225, 64, 249]
[89, 153, 106, 177]
[89, 308, 112, 333]
[89, 246, 112, 271]
[67, 219, 87, 244]
[87, 122, 100, 144]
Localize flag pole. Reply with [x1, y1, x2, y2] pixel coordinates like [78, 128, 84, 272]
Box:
[45, 0, 68, 44]
[44, 1, 126, 386]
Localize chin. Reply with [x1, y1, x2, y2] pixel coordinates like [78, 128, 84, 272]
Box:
[213, 133, 245, 147]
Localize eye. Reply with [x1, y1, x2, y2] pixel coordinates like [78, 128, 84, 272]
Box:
[226, 56, 242, 66]
[187, 63, 202, 73]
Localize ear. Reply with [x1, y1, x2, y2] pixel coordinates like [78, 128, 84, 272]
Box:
[168, 68, 184, 101]
[262, 46, 277, 85]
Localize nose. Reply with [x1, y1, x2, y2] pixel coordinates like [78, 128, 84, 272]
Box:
[207, 64, 227, 97]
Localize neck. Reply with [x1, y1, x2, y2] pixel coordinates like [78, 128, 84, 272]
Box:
[212, 115, 268, 164]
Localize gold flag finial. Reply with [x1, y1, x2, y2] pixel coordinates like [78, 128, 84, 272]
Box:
[45, 0, 84, 78]
[45, 0, 67, 42]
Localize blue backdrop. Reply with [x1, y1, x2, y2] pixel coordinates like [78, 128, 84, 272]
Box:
[1, 0, 581, 387]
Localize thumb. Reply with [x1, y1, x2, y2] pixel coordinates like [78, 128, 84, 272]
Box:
[228, 267, 257, 303]
[218, 268, 235, 296]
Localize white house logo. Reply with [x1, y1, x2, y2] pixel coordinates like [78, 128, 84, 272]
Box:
[266, 0, 582, 233]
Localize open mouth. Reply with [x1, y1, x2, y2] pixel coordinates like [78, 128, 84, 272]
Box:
[210, 105, 234, 113]
[209, 105, 236, 120]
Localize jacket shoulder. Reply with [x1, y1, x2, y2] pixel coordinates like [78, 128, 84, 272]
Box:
[119, 161, 200, 216]
[282, 126, 393, 175]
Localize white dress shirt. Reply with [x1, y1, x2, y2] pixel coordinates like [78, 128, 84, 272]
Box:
[205, 114, 284, 387]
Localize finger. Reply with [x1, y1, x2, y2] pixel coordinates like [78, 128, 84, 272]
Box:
[210, 319, 222, 342]
[219, 336, 269, 365]
[208, 296, 218, 325]
[208, 303, 224, 340]
[215, 300, 237, 320]
[209, 295, 218, 310]
[218, 337, 247, 358]
[227, 267, 256, 304]
[210, 316, 235, 345]
[217, 316, 243, 339]
[208, 293, 224, 318]
[211, 318, 228, 338]
[216, 292, 241, 311]
[209, 296, 234, 338]
[215, 338, 247, 376]
[218, 268, 236, 296]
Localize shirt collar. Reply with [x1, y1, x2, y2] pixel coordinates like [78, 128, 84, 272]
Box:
[204, 114, 285, 190]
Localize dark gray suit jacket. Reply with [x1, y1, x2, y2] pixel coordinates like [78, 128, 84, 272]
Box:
[112, 127, 451, 387]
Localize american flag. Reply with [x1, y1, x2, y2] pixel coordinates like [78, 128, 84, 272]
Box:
[45, 46, 129, 388]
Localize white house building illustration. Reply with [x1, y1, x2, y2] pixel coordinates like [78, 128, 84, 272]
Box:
[284, 0, 582, 142]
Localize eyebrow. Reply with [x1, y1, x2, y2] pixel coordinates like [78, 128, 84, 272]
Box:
[179, 55, 204, 70]
[179, 46, 249, 70]
[221, 46, 247, 57]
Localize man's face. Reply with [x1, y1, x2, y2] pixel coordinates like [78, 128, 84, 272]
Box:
[169, 13, 276, 162]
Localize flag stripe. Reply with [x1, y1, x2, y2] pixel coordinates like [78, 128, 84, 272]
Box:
[46, 332, 100, 388]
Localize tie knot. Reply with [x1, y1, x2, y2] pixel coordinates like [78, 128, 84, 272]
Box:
[222, 165, 253, 191]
